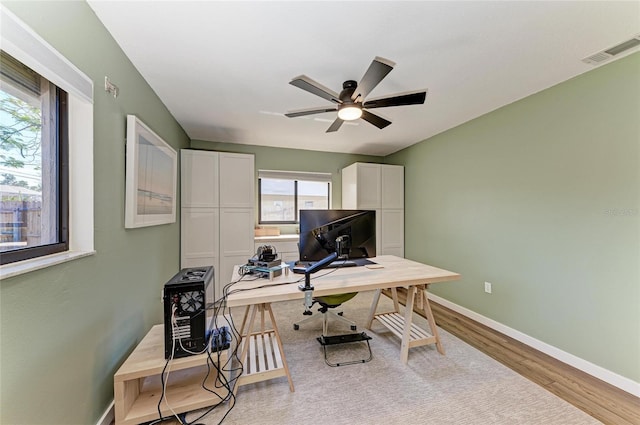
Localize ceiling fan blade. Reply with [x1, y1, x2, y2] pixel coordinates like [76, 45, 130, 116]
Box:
[290, 75, 341, 103]
[285, 105, 338, 118]
[363, 89, 428, 109]
[361, 110, 391, 129]
[351, 56, 396, 102]
[326, 118, 344, 132]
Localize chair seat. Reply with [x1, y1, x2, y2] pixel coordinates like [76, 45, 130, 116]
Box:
[314, 292, 358, 308]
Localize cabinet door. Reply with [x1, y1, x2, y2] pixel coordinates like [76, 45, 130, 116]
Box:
[181, 208, 219, 265]
[380, 209, 404, 257]
[181, 150, 219, 208]
[219, 153, 255, 208]
[355, 163, 381, 209]
[219, 208, 255, 283]
[181, 208, 219, 302]
[381, 165, 404, 209]
[341, 163, 358, 209]
[255, 240, 299, 263]
[275, 241, 300, 263]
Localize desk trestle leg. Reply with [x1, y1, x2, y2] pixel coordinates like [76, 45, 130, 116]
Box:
[366, 286, 444, 363]
[234, 303, 294, 397]
[419, 285, 444, 355]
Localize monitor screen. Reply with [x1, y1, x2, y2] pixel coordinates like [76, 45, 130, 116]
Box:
[299, 209, 376, 262]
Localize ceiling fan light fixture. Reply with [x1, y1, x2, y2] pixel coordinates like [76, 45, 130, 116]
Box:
[337, 104, 362, 121]
[286, 57, 426, 132]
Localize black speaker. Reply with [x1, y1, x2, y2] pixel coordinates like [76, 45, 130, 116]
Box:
[163, 266, 214, 359]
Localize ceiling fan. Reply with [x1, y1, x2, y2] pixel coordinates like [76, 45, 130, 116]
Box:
[285, 56, 427, 133]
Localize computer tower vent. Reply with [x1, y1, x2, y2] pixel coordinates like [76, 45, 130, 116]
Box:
[163, 266, 214, 359]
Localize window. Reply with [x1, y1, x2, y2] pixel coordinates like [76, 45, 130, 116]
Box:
[0, 7, 94, 277]
[258, 170, 331, 224]
[0, 51, 68, 265]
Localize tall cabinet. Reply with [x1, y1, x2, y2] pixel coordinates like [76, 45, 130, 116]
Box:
[181, 150, 255, 300]
[342, 162, 404, 257]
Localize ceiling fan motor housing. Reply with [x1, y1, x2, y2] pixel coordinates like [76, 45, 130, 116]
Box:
[340, 80, 358, 103]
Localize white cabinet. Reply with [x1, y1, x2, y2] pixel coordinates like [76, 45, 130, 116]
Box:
[181, 150, 254, 299]
[342, 163, 404, 257]
[254, 236, 300, 263]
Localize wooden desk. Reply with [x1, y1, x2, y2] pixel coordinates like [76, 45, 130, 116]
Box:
[114, 324, 230, 425]
[227, 255, 460, 389]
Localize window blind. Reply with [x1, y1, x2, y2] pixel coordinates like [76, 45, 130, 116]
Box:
[258, 170, 332, 182]
[0, 50, 40, 97]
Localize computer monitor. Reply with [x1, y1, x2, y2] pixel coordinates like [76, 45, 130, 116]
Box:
[298, 209, 376, 262]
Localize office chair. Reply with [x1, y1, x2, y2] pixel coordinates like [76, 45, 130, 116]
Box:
[293, 292, 358, 335]
[294, 292, 373, 367]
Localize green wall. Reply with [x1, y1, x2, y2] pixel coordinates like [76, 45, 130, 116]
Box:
[0, 2, 190, 424]
[388, 53, 640, 382]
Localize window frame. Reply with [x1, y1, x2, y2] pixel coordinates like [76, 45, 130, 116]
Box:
[0, 78, 70, 265]
[0, 6, 94, 278]
[258, 170, 332, 225]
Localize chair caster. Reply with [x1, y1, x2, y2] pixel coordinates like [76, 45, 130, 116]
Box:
[350, 325, 357, 331]
[293, 324, 300, 331]
[338, 312, 344, 316]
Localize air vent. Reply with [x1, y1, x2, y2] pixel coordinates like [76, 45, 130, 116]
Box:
[583, 34, 640, 66]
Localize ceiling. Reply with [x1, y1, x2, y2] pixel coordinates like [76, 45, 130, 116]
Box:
[87, 1, 640, 157]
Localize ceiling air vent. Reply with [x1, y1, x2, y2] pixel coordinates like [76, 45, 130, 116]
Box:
[582, 34, 640, 66]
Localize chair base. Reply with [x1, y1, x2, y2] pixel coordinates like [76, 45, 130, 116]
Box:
[293, 309, 357, 334]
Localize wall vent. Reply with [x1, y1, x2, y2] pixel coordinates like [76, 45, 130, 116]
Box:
[582, 34, 640, 65]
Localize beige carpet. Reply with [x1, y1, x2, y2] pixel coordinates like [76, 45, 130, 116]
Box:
[169, 290, 600, 425]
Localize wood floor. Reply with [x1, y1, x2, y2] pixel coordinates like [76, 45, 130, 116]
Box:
[386, 289, 640, 425]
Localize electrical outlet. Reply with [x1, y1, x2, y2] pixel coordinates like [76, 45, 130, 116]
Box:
[484, 281, 492, 294]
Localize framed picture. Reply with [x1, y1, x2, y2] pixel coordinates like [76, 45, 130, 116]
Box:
[125, 115, 177, 228]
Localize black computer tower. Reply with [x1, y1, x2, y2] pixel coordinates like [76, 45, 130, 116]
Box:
[163, 266, 214, 359]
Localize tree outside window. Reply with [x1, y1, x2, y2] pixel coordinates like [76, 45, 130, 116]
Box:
[0, 50, 68, 263]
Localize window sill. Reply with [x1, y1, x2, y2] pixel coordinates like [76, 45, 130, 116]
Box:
[0, 250, 96, 280]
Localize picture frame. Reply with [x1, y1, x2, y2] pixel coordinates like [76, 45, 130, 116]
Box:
[125, 115, 177, 228]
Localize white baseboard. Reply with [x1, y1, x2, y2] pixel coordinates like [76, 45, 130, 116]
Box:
[96, 400, 114, 425]
[428, 293, 640, 398]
